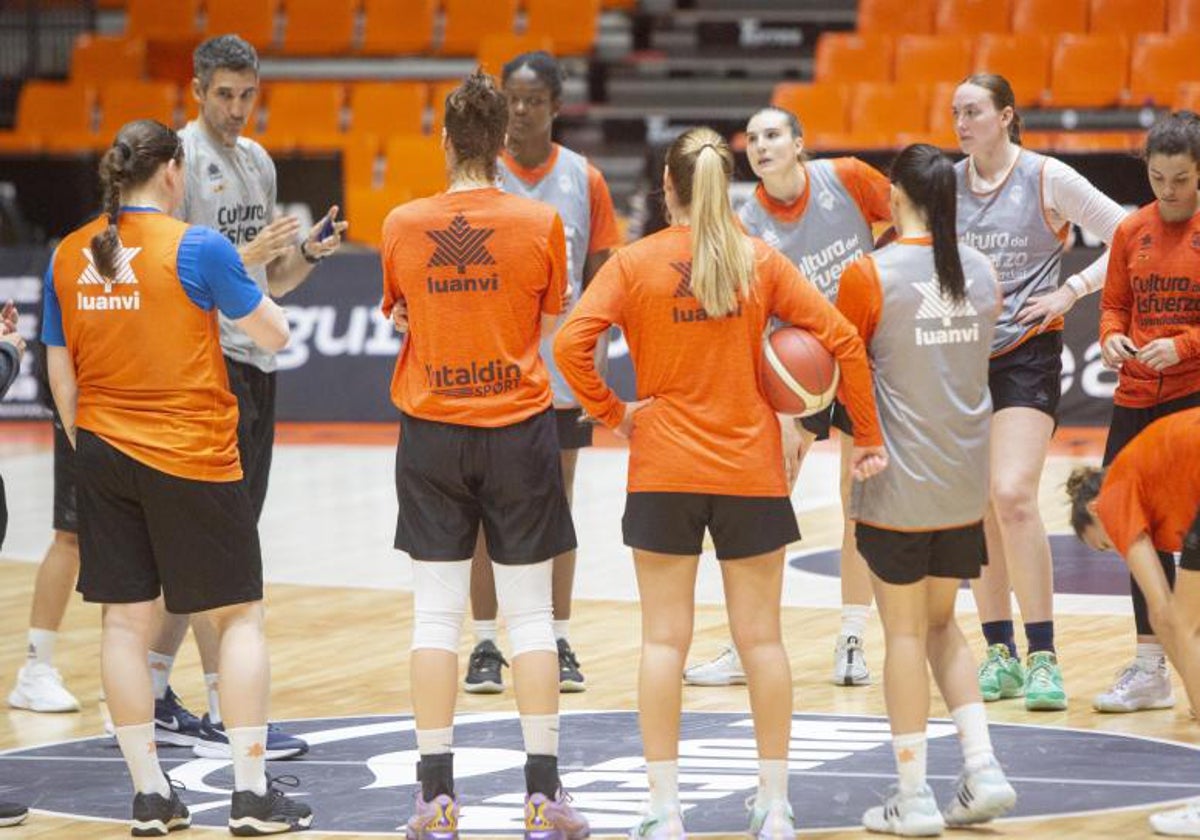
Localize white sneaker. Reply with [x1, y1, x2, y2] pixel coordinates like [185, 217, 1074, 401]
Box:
[1093, 658, 1175, 713]
[942, 758, 1017, 826]
[8, 662, 80, 713]
[863, 785, 945, 836]
[629, 810, 685, 839]
[833, 635, 871, 686]
[683, 645, 746, 686]
[1150, 800, 1200, 836]
[748, 799, 794, 839]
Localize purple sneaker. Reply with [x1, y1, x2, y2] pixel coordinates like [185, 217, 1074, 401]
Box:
[406, 793, 458, 840]
[525, 791, 591, 840]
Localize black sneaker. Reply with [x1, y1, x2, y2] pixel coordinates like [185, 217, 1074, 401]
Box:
[464, 640, 507, 695]
[131, 784, 191, 836]
[228, 775, 313, 836]
[557, 638, 585, 693]
[0, 801, 28, 828]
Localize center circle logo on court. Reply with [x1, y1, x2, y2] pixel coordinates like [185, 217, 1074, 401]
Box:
[7, 711, 1200, 834]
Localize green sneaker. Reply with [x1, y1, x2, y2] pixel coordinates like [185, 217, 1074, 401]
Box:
[1024, 651, 1068, 711]
[978, 644, 1025, 701]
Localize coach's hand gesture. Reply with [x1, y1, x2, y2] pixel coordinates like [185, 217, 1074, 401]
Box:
[304, 205, 350, 261]
[241, 216, 301, 267]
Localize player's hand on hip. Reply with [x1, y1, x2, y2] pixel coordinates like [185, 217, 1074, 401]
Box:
[1101, 333, 1138, 369]
[1136, 337, 1180, 372]
[240, 216, 302, 267]
[850, 445, 888, 481]
[1017, 284, 1076, 331]
[615, 397, 653, 440]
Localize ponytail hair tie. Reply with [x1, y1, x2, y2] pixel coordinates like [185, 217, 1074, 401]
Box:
[115, 140, 133, 162]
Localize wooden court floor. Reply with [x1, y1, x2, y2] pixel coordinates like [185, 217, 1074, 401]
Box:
[0, 424, 1194, 838]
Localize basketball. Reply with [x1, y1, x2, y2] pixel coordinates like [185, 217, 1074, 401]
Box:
[760, 326, 840, 417]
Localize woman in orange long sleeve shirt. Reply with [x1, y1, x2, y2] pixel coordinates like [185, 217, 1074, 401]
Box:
[554, 126, 885, 839]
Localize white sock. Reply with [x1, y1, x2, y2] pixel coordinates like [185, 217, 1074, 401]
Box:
[757, 758, 788, 806]
[553, 620, 570, 641]
[474, 620, 498, 645]
[227, 726, 268, 795]
[892, 732, 927, 794]
[1137, 642, 1166, 667]
[951, 703, 995, 771]
[204, 673, 222, 724]
[27, 628, 57, 665]
[646, 760, 679, 816]
[147, 652, 174, 701]
[840, 604, 869, 640]
[114, 723, 169, 796]
[416, 726, 453, 755]
[520, 714, 559, 756]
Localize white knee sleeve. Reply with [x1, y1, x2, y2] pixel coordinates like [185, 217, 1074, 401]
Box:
[410, 560, 470, 653]
[494, 560, 556, 657]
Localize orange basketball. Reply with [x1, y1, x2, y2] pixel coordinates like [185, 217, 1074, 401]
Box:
[760, 326, 840, 417]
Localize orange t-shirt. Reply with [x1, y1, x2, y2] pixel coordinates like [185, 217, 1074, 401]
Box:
[1096, 408, 1200, 556]
[1099, 202, 1200, 408]
[52, 213, 240, 482]
[381, 187, 568, 427]
[753, 157, 892, 227]
[500, 145, 622, 256]
[553, 226, 882, 496]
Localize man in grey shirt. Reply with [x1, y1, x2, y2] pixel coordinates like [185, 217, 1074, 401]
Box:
[148, 34, 347, 762]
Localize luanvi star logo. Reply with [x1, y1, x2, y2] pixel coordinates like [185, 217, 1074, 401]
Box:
[426, 214, 496, 274]
[913, 279, 978, 327]
[77, 244, 141, 293]
[670, 261, 693, 298]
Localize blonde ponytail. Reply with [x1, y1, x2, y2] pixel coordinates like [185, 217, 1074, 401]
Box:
[666, 127, 754, 318]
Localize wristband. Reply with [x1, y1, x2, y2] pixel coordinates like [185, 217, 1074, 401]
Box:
[300, 240, 323, 265]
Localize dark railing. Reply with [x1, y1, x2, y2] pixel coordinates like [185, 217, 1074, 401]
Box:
[0, 1, 98, 126]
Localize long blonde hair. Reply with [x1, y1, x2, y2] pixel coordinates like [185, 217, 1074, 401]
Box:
[666, 127, 753, 317]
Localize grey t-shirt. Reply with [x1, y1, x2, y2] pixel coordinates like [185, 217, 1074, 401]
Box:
[177, 121, 278, 372]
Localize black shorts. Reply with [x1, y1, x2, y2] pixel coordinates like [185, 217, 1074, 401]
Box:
[74, 430, 263, 614]
[856, 521, 987, 586]
[799, 400, 853, 441]
[1103, 390, 1200, 466]
[622, 492, 801, 560]
[225, 358, 276, 522]
[988, 331, 1063, 419]
[555, 407, 593, 450]
[1183, 506, 1200, 572]
[52, 414, 78, 534]
[394, 409, 577, 565]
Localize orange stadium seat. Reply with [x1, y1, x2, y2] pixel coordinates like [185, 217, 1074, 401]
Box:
[342, 133, 385, 192]
[429, 80, 463, 137]
[439, 0, 519, 55]
[477, 33, 555, 75]
[1012, 0, 1088, 35]
[857, 0, 936, 35]
[256, 82, 345, 152]
[1021, 130, 1057, 149]
[125, 0, 200, 40]
[345, 185, 410, 248]
[280, 0, 356, 55]
[973, 34, 1051, 106]
[901, 80, 960, 148]
[1126, 34, 1200, 105]
[71, 35, 146, 82]
[1088, 0, 1166, 34]
[770, 83, 850, 138]
[935, 0, 1013, 34]
[0, 82, 95, 154]
[97, 80, 178, 138]
[1170, 0, 1200, 32]
[384, 135, 446, 198]
[1053, 131, 1143, 151]
[814, 33, 895, 83]
[361, 0, 437, 55]
[349, 82, 427, 138]
[848, 82, 931, 148]
[1177, 81, 1200, 109]
[893, 35, 973, 85]
[205, 0, 279, 50]
[1045, 33, 1129, 107]
[525, 0, 601, 55]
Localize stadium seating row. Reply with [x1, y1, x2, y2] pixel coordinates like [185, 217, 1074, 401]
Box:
[815, 31, 1200, 108]
[119, 0, 603, 56]
[859, 0, 1200, 37]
